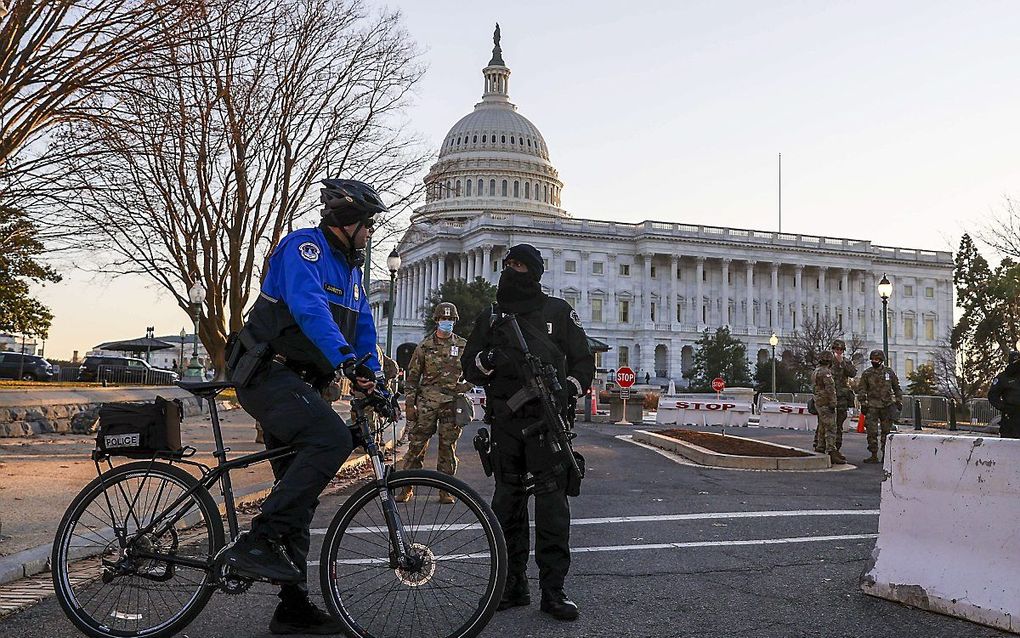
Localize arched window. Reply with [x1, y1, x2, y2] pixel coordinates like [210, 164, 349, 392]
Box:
[446, 180, 451, 198]
[489, 179, 496, 196]
[466, 179, 472, 196]
[501, 180, 508, 196]
[510, 136, 515, 144]
[535, 182, 541, 200]
[482, 134, 486, 143]
[543, 184, 549, 202]
[524, 182, 530, 199]
[527, 139, 532, 147]
[477, 179, 484, 195]
[455, 180, 461, 196]
[513, 180, 519, 197]
[473, 135, 477, 143]
[457, 137, 461, 145]
[501, 135, 506, 143]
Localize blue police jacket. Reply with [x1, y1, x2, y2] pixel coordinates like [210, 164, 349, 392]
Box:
[246, 225, 381, 379]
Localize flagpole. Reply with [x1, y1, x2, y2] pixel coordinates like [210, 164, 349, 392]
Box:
[778, 152, 782, 233]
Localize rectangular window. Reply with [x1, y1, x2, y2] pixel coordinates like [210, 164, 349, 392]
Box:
[619, 300, 630, 323]
[492, 260, 499, 273]
[591, 298, 603, 322]
[619, 264, 631, 276]
[676, 304, 682, 322]
[676, 267, 682, 280]
[702, 269, 707, 282]
[592, 262, 604, 275]
[860, 281, 865, 293]
[565, 293, 579, 309]
[727, 271, 732, 284]
[650, 302, 656, 321]
[837, 312, 843, 331]
[618, 346, 629, 368]
[925, 286, 934, 298]
[904, 316, 915, 339]
[904, 285, 914, 297]
[565, 259, 577, 273]
[925, 318, 935, 340]
[650, 266, 657, 278]
[543, 258, 550, 271]
[905, 358, 915, 376]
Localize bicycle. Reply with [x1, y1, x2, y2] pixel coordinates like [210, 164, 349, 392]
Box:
[51, 377, 507, 638]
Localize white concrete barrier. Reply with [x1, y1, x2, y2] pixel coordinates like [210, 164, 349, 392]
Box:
[655, 395, 752, 427]
[862, 434, 1020, 634]
[757, 403, 816, 430]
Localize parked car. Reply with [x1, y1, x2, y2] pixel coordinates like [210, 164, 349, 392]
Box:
[466, 385, 486, 421]
[77, 355, 179, 384]
[0, 352, 56, 381]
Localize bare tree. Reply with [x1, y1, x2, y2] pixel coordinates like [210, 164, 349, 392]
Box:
[0, 0, 200, 212]
[929, 336, 989, 411]
[786, 315, 866, 377]
[53, 0, 429, 373]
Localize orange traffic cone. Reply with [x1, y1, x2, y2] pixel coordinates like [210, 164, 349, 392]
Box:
[857, 413, 866, 433]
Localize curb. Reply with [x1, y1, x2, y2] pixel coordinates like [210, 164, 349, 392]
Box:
[633, 429, 830, 470]
[0, 450, 375, 587]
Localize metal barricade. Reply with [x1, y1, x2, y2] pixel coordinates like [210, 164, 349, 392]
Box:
[901, 396, 950, 426]
[97, 365, 176, 386]
[965, 398, 1000, 426]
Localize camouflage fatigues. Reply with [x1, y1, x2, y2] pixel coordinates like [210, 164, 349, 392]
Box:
[857, 365, 902, 455]
[400, 333, 472, 475]
[815, 358, 857, 451]
[813, 364, 838, 453]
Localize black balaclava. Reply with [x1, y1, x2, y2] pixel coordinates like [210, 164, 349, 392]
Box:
[496, 244, 546, 313]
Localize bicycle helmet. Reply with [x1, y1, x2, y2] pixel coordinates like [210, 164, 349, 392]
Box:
[320, 179, 388, 228]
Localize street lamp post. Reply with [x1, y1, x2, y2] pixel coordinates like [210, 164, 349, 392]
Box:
[179, 328, 187, 374]
[145, 326, 154, 363]
[186, 282, 206, 378]
[878, 274, 893, 364]
[769, 333, 779, 400]
[386, 249, 401, 358]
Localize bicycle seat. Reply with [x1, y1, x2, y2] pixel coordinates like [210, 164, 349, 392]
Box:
[176, 380, 235, 399]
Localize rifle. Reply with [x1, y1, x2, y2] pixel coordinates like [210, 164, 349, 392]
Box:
[497, 313, 583, 485]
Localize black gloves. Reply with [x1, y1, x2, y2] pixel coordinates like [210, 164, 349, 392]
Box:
[481, 348, 511, 371]
[340, 358, 375, 384]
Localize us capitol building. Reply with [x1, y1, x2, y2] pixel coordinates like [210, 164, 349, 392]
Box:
[371, 28, 954, 386]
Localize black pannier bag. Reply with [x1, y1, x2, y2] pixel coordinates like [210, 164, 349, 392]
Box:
[96, 396, 184, 458]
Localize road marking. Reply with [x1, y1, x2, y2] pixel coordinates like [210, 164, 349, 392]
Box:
[618, 434, 857, 472]
[309, 508, 877, 535]
[308, 533, 879, 566]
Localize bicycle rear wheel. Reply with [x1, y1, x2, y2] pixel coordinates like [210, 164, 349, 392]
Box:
[319, 469, 507, 638]
[51, 461, 224, 638]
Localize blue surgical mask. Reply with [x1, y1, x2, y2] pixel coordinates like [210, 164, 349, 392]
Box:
[438, 320, 455, 333]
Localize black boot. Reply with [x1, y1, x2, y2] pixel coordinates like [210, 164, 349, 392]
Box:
[497, 572, 531, 610]
[540, 588, 579, 621]
[220, 531, 301, 583]
[269, 594, 344, 635]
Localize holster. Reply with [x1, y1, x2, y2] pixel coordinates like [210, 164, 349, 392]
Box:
[226, 327, 271, 388]
[473, 427, 494, 477]
[566, 450, 585, 497]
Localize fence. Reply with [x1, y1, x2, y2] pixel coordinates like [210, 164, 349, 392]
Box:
[95, 365, 178, 386]
[901, 396, 950, 426]
[965, 398, 1000, 426]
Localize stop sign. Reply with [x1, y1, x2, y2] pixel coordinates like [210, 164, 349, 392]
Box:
[711, 377, 726, 393]
[616, 367, 636, 388]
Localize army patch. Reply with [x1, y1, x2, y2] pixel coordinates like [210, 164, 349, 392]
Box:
[570, 310, 582, 327]
[298, 242, 320, 262]
[547, 322, 553, 334]
[324, 283, 343, 296]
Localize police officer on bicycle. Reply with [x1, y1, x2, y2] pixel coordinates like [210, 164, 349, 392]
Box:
[222, 178, 386, 635]
[461, 243, 594, 622]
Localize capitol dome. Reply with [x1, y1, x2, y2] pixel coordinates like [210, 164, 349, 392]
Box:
[414, 26, 566, 219]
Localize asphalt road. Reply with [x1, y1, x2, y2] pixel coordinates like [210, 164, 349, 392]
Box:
[0, 421, 1009, 638]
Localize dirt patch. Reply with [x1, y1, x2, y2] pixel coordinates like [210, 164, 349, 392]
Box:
[655, 429, 811, 458]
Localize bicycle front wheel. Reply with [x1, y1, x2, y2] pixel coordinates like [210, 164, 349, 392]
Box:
[319, 469, 507, 638]
[51, 461, 224, 638]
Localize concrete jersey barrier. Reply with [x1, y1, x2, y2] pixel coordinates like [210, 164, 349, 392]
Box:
[757, 402, 816, 430]
[861, 434, 1020, 634]
[655, 393, 752, 427]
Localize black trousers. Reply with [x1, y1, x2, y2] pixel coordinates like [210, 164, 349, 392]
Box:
[490, 416, 571, 593]
[236, 362, 353, 596]
[1001, 413, 1020, 439]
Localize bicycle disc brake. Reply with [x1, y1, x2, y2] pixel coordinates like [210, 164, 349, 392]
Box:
[394, 543, 436, 587]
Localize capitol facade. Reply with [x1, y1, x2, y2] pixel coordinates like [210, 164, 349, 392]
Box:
[371, 30, 954, 385]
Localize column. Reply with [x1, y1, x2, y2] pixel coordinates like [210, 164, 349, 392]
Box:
[460, 254, 469, 281]
[643, 254, 653, 323]
[466, 250, 476, 281]
[551, 248, 562, 297]
[695, 257, 705, 328]
[818, 266, 828, 316]
[396, 268, 405, 319]
[794, 264, 804, 331]
[437, 253, 446, 287]
[745, 260, 755, 331]
[580, 250, 591, 320]
[482, 244, 493, 283]
[770, 263, 779, 330]
[721, 258, 731, 327]
[841, 268, 850, 330]
[670, 255, 679, 327]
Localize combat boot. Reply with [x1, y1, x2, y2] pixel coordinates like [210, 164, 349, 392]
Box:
[438, 491, 455, 504]
[393, 487, 413, 503]
[828, 450, 847, 465]
[220, 531, 301, 583]
[269, 593, 343, 635]
[497, 573, 531, 611]
[540, 588, 579, 621]
[862, 452, 880, 463]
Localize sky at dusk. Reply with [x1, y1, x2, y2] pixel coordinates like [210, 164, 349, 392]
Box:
[31, 0, 1020, 360]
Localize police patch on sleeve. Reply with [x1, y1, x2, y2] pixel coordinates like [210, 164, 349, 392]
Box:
[570, 310, 582, 327]
[298, 242, 320, 262]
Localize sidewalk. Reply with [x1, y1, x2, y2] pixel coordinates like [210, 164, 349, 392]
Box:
[0, 403, 403, 585]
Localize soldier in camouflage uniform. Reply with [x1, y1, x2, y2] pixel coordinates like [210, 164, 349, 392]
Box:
[396, 302, 472, 503]
[815, 339, 858, 452]
[857, 349, 902, 463]
[813, 351, 847, 465]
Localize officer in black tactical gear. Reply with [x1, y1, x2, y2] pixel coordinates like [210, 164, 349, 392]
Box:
[988, 351, 1020, 439]
[461, 243, 595, 622]
[222, 178, 387, 635]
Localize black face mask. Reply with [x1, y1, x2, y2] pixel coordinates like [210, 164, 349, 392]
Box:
[496, 267, 544, 313]
[871, 360, 883, 368]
